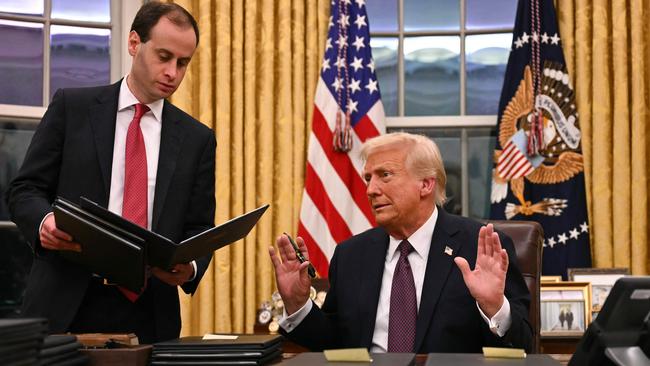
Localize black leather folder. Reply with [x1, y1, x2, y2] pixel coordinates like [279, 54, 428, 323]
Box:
[53, 197, 269, 291]
[153, 334, 283, 351]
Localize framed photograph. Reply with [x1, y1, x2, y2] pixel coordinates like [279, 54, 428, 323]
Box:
[541, 275, 562, 283]
[567, 268, 629, 314]
[540, 282, 591, 337]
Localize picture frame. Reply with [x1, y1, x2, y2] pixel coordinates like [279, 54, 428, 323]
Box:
[567, 268, 629, 316]
[540, 282, 591, 337]
[541, 275, 562, 283]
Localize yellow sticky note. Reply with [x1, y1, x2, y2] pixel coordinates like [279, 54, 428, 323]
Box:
[323, 348, 372, 362]
[482, 347, 526, 359]
[202, 334, 239, 340]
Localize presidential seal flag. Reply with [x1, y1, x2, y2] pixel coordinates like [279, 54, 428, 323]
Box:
[298, 0, 385, 278]
[490, 0, 591, 277]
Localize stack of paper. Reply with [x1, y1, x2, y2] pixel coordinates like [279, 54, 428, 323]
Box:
[39, 335, 87, 365]
[151, 334, 284, 365]
[0, 318, 48, 366]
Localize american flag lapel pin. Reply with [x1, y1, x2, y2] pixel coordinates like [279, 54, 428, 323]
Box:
[444, 246, 453, 256]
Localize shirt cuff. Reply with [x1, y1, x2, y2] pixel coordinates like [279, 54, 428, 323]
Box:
[477, 296, 512, 337]
[279, 300, 312, 333]
[39, 212, 54, 237]
[188, 260, 198, 282]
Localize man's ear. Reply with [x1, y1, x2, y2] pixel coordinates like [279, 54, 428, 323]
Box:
[127, 30, 141, 57]
[420, 176, 436, 197]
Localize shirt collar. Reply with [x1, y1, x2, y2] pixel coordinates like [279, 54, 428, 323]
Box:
[387, 206, 438, 261]
[118, 76, 164, 122]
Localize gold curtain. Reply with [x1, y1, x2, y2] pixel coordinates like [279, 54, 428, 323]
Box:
[556, 0, 649, 274]
[168, 0, 330, 334]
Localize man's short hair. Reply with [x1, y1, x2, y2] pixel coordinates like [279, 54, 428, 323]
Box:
[131, 1, 199, 45]
[360, 132, 447, 206]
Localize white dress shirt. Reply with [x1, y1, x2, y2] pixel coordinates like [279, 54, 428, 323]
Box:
[280, 206, 511, 351]
[109, 76, 163, 228]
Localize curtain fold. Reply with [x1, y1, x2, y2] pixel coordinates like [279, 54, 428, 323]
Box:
[169, 0, 328, 335]
[557, 0, 649, 275]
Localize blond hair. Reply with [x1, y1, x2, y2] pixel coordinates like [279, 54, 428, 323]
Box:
[360, 132, 447, 206]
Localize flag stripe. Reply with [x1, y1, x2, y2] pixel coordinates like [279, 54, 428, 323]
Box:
[298, 221, 330, 278]
[311, 106, 375, 224]
[299, 192, 338, 261]
[304, 163, 354, 243]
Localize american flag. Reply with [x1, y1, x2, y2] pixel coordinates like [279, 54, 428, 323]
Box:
[297, 0, 385, 278]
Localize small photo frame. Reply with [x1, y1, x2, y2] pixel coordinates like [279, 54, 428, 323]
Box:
[567, 268, 629, 315]
[541, 275, 562, 283]
[540, 282, 591, 337]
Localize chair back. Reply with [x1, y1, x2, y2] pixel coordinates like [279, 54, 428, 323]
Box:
[487, 220, 543, 354]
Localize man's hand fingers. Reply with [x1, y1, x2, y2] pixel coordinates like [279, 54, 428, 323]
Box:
[296, 236, 310, 260]
[277, 235, 295, 262]
[454, 256, 472, 280]
[269, 246, 282, 269]
[477, 226, 487, 257]
[484, 224, 494, 257]
[500, 248, 509, 271]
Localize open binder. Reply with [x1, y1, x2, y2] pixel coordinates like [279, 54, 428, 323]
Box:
[53, 197, 269, 291]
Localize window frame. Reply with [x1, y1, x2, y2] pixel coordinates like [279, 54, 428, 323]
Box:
[0, 0, 140, 121]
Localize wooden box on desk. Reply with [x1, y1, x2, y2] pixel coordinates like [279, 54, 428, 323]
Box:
[74, 333, 151, 366]
[79, 345, 152, 366]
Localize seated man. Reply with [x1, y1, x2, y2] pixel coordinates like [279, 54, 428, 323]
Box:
[269, 132, 533, 353]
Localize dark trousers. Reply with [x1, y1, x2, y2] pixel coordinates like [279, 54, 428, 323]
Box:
[68, 279, 157, 344]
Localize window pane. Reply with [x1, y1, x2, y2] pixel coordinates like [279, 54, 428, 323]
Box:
[405, 0, 459, 31]
[466, 0, 517, 30]
[0, 120, 37, 219]
[0, 0, 43, 16]
[467, 128, 496, 219]
[404, 36, 460, 116]
[465, 33, 511, 115]
[52, 0, 111, 23]
[366, 0, 398, 32]
[371, 37, 398, 117]
[0, 20, 43, 106]
[50, 26, 110, 99]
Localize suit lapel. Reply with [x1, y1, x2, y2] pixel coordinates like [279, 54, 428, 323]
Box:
[413, 208, 462, 352]
[358, 230, 389, 348]
[88, 82, 121, 203]
[152, 101, 184, 231]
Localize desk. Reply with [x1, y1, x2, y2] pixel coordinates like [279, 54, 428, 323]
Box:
[277, 352, 560, 365]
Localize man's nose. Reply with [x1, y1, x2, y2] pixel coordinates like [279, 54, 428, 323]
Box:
[366, 177, 380, 196]
[164, 62, 177, 79]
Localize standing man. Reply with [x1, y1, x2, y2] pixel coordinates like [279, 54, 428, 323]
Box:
[6, 2, 215, 343]
[270, 132, 533, 353]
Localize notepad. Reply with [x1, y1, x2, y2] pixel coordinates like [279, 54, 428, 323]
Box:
[323, 348, 372, 362]
[482, 347, 527, 358]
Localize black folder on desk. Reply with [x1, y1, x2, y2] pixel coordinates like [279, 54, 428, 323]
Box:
[53, 197, 269, 291]
[152, 335, 283, 366]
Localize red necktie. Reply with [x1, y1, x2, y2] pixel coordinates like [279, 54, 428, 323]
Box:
[387, 240, 417, 352]
[119, 103, 150, 302]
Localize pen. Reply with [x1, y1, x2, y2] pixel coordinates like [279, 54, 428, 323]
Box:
[283, 232, 316, 278]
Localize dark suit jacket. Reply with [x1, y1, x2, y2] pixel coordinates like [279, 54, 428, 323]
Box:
[6, 81, 216, 341]
[283, 208, 533, 353]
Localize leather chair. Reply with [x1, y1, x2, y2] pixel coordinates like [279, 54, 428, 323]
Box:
[486, 220, 543, 354]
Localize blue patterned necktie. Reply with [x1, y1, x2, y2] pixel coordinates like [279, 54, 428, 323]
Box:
[387, 240, 417, 352]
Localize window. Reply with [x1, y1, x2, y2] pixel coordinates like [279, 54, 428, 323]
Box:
[0, 0, 138, 317]
[367, 0, 517, 218]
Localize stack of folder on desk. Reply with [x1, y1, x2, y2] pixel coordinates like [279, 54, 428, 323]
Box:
[151, 334, 284, 365]
[39, 335, 87, 365]
[0, 318, 48, 366]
